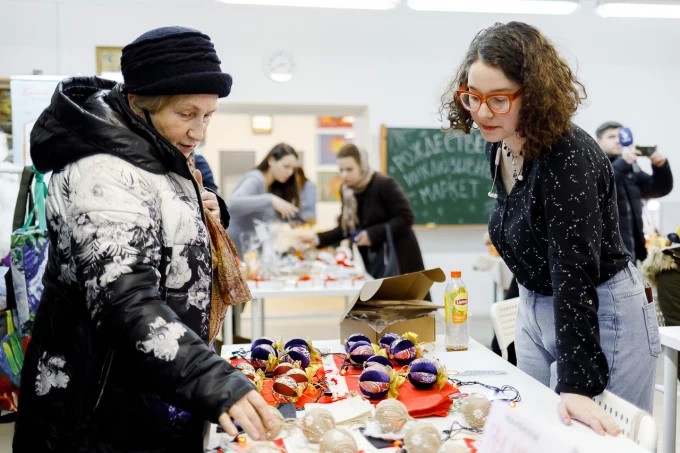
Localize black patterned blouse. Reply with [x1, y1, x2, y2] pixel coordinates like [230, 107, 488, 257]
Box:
[487, 124, 630, 397]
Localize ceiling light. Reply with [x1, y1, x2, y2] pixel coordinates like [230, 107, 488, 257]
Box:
[217, 0, 400, 10]
[596, 1, 680, 18]
[407, 0, 580, 14]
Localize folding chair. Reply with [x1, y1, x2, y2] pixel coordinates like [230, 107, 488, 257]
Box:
[489, 297, 520, 361]
[593, 389, 657, 452]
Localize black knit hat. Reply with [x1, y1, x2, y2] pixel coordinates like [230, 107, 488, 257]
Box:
[121, 26, 232, 98]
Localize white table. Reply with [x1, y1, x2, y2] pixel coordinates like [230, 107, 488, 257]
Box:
[222, 281, 362, 344]
[216, 336, 646, 452]
[660, 326, 680, 453]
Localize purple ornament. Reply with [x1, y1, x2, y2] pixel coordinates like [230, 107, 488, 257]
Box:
[251, 343, 277, 370]
[345, 333, 372, 352]
[407, 358, 439, 389]
[390, 338, 416, 366]
[379, 332, 401, 351]
[359, 367, 391, 399]
[251, 337, 275, 350]
[364, 354, 393, 370]
[284, 338, 309, 351]
[348, 341, 374, 367]
[285, 346, 311, 369]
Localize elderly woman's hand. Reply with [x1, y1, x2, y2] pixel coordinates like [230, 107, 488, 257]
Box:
[193, 169, 221, 220]
[218, 390, 273, 441]
[558, 392, 621, 436]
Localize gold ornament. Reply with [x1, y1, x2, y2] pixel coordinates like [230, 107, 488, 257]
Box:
[403, 421, 441, 453]
[318, 428, 358, 453]
[301, 408, 336, 443]
[459, 393, 491, 429]
[265, 406, 284, 441]
[374, 399, 410, 433]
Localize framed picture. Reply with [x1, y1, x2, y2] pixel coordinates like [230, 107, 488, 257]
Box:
[96, 46, 123, 76]
[317, 171, 343, 202]
[317, 133, 352, 166]
[317, 116, 354, 128]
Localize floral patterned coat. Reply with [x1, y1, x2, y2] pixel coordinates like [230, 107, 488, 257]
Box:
[13, 77, 253, 452]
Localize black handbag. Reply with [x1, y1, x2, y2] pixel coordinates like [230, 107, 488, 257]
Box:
[366, 223, 401, 279]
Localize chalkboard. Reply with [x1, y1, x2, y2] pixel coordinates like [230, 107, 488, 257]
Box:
[381, 126, 493, 226]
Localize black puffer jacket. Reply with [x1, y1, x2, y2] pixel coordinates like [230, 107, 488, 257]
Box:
[13, 77, 252, 452]
[609, 156, 673, 261]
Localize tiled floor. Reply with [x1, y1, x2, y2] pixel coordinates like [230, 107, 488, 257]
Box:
[1, 300, 678, 452]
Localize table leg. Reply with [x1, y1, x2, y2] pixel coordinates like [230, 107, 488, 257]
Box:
[252, 297, 264, 339]
[223, 306, 234, 345]
[663, 345, 678, 453]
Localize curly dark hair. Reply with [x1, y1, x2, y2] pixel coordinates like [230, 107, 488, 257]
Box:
[256, 142, 300, 207]
[441, 21, 586, 160]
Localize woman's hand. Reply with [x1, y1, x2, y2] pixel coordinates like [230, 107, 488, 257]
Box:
[272, 195, 299, 220]
[193, 169, 220, 220]
[218, 390, 273, 441]
[354, 230, 372, 246]
[558, 392, 621, 436]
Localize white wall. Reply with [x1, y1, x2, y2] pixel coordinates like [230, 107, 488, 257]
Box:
[2, 0, 679, 315]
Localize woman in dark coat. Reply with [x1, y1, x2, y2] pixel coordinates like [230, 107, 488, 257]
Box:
[302, 144, 425, 279]
[13, 27, 272, 452]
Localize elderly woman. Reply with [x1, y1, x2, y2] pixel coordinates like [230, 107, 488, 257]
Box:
[13, 27, 272, 452]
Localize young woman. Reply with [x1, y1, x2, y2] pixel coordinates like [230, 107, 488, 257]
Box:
[227, 143, 300, 256]
[14, 27, 272, 451]
[442, 21, 659, 435]
[301, 143, 425, 279]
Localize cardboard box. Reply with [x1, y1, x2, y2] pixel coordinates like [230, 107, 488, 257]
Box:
[339, 268, 445, 343]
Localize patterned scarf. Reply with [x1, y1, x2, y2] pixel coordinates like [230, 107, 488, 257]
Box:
[340, 150, 375, 234]
[205, 211, 251, 344]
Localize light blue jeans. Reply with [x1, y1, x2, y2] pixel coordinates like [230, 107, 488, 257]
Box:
[516, 262, 660, 412]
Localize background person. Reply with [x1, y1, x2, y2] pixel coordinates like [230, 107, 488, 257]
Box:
[442, 21, 658, 435]
[300, 143, 426, 280]
[227, 143, 300, 257]
[595, 121, 673, 263]
[14, 26, 272, 452]
[295, 166, 317, 225]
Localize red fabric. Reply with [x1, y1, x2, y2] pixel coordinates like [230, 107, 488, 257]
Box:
[333, 355, 457, 417]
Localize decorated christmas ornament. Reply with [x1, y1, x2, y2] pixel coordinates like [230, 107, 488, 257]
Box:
[285, 367, 309, 392]
[389, 338, 416, 366]
[251, 337, 275, 349]
[403, 421, 442, 453]
[318, 428, 358, 453]
[236, 362, 256, 381]
[284, 338, 309, 351]
[301, 408, 336, 443]
[460, 393, 491, 429]
[251, 343, 278, 370]
[364, 354, 392, 370]
[408, 358, 446, 390]
[271, 375, 300, 402]
[348, 341, 374, 367]
[379, 331, 401, 351]
[359, 367, 391, 399]
[272, 361, 295, 376]
[264, 406, 285, 441]
[284, 345, 311, 369]
[374, 399, 410, 433]
[345, 333, 372, 352]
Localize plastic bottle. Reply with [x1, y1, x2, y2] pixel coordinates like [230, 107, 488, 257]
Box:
[444, 270, 469, 351]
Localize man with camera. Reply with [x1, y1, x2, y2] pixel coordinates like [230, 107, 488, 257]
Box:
[596, 121, 673, 262]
